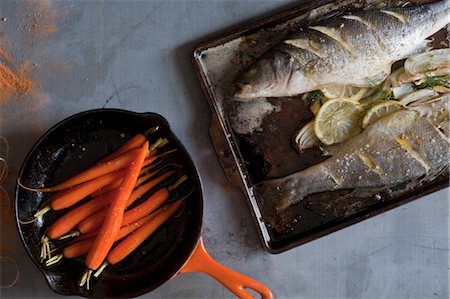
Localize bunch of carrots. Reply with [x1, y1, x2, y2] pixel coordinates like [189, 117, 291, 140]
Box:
[19, 129, 191, 290]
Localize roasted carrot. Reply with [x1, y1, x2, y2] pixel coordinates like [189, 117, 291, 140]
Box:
[120, 175, 187, 227]
[49, 170, 126, 211]
[32, 169, 127, 224]
[78, 170, 176, 234]
[97, 128, 160, 164]
[19, 146, 149, 193]
[79, 187, 169, 240]
[121, 188, 169, 226]
[116, 213, 162, 240]
[98, 134, 147, 163]
[88, 179, 123, 199]
[86, 139, 172, 199]
[106, 199, 184, 265]
[135, 168, 162, 187]
[46, 188, 119, 239]
[89, 157, 164, 198]
[52, 170, 175, 239]
[44, 171, 176, 257]
[85, 142, 148, 270]
[47, 212, 159, 266]
[62, 212, 161, 259]
[63, 238, 93, 259]
[32, 170, 125, 221]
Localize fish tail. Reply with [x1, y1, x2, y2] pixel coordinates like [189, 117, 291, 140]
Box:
[254, 176, 305, 212]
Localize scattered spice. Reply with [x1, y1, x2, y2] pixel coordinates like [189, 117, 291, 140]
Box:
[19, 0, 58, 39]
[0, 47, 12, 63]
[0, 0, 60, 105]
[0, 59, 35, 103]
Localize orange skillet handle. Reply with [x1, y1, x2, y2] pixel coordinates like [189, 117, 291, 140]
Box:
[179, 237, 274, 299]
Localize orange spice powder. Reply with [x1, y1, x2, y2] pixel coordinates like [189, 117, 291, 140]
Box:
[0, 59, 35, 103]
[0, 48, 12, 63]
[0, 0, 61, 104]
[22, 0, 58, 39]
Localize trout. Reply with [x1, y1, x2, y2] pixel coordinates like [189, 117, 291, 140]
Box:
[255, 95, 450, 211]
[235, 1, 450, 99]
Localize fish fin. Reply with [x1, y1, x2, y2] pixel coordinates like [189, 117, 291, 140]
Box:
[362, 69, 391, 86]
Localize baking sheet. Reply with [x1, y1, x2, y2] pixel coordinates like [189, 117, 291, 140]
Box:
[192, 0, 450, 253]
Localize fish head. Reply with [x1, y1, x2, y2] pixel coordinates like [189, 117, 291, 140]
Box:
[234, 51, 295, 99]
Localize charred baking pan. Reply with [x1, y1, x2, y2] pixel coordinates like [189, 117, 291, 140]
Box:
[192, 0, 449, 253]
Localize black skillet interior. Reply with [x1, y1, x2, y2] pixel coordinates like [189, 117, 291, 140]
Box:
[15, 109, 203, 298]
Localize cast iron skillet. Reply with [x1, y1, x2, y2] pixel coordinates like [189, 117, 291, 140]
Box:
[15, 109, 273, 298]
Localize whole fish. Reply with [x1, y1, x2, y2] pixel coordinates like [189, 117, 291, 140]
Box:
[255, 95, 450, 211]
[234, 0, 450, 99]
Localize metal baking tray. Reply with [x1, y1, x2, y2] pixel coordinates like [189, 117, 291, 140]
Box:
[192, 0, 449, 253]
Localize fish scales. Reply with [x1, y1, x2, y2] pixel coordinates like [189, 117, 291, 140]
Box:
[234, 0, 450, 99]
[255, 98, 450, 211]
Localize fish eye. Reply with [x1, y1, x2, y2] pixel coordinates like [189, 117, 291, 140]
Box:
[248, 68, 258, 76]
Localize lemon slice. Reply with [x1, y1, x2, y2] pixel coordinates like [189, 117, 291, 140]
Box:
[314, 98, 363, 145]
[321, 85, 366, 100]
[361, 100, 405, 128]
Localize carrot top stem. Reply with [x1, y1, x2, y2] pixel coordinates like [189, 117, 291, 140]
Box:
[139, 158, 164, 174]
[79, 269, 93, 290]
[17, 178, 46, 192]
[45, 254, 63, 267]
[142, 149, 177, 168]
[17, 216, 39, 225]
[34, 205, 51, 219]
[174, 186, 194, 204]
[154, 149, 177, 159]
[93, 262, 108, 278]
[40, 235, 51, 262]
[58, 231, 81, 240]
[149, 138, 167, 151]
[144, 126, 159, 137]
[168, 175, 187, 192]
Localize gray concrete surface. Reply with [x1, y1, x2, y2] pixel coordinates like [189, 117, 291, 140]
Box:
[0, 1, 448, 298]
